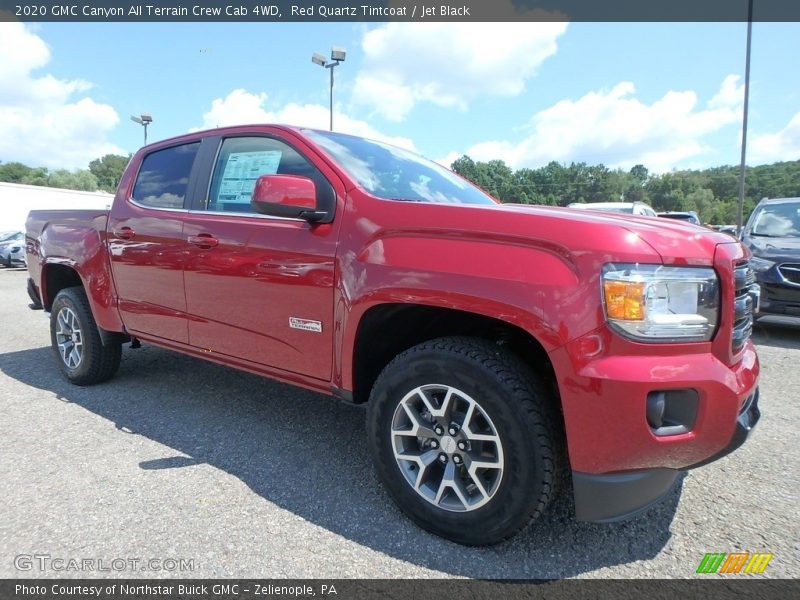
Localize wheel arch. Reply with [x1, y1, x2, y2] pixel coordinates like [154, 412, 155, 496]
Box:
[41, 261, 126, 344]
[348, 302, 560, 410]
[41, 262, 82, 311]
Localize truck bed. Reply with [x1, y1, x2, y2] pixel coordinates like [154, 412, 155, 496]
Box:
[26, 209, 111, 240]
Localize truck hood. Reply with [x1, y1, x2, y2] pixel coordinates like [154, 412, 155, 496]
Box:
[498, 204, 735, 266]
[744, 235, 800, 262]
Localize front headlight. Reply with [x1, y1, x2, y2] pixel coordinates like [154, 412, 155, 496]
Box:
[602, 263, 719, 342]
[749, 257, 775, 273]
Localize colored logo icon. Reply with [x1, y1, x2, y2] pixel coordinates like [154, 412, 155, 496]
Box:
[696, 552, 773, 574]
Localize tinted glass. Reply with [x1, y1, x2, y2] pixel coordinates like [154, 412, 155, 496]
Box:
[304, 130, 496, 205]
[207, 137, 317, 214]
[132, 143, 200, 209]
[751, 201, 800, 238]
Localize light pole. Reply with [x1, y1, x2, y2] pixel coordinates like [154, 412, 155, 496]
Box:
[312, 47, 346, 131]
[130, 113, 153, 146]
[736, 0, 754, 236]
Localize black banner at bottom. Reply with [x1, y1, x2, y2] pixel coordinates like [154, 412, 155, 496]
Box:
[2, 579, 798, 600]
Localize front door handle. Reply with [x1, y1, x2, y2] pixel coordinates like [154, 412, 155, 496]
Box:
[114, 226, 135, 240]
[188, 233, 219, 249]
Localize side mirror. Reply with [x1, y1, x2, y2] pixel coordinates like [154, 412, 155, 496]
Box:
[251, 175, 329, 223]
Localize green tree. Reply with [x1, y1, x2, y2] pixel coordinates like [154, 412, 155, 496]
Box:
[450, 155, 479, 181]
[88, 154, 130, 192]
[685, 188, 715, 223]
[446, 154, 800, 224]
[46, 169, 99, 191]
[451, 156, 515, 201]
[0, 162, 41, 183]
[629, 164, 649, 184]
[478, 160, 514, 201]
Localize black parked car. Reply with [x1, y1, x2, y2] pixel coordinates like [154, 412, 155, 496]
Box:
[741, 197, 800, 318]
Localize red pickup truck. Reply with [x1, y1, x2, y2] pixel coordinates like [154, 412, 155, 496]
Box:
[25, 125, 760, 545]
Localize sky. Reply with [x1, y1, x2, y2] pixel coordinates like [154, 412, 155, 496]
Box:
[0, 16, 798, 174]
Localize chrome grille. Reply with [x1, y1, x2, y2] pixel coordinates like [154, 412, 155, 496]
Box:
[732, 261, 755, 354]
[779, 263, 800, 286]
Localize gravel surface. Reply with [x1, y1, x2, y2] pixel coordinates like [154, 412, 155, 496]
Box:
[0, 268, 797, 579]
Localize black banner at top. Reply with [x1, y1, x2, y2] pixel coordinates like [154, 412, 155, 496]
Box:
[1, 0, 799, 22]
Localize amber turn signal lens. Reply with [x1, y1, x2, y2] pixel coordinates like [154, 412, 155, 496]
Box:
[603, 280, 646, 321]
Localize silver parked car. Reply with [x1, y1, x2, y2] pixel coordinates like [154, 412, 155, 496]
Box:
[0, 231, 25, 267]
[567, 201, 658, 217]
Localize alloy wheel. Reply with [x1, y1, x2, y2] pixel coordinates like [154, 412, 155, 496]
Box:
[391, 384, 505, 512]
[55, 307, 83, 369]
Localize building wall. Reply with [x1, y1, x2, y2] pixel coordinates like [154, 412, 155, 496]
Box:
[0, 182, 113, 232]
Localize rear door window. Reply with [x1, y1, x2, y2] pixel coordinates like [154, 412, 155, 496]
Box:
[132, 142, 200, 209]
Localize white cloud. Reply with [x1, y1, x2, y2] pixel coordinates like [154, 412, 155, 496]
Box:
[352, 16, 568, 121]
[436, 151, 463, 169]
[442, 75, 745, 172]
[749, 112, 800, 164]
[0, 23, 122, 169]
[195, 88, 417, 150]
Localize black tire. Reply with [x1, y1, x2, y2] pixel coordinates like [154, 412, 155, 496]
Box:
[366, 336, 562, 545]
[50, 287, 121, 386]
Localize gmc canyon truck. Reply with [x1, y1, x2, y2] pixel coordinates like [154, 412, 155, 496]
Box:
[25, 126, 761, 545]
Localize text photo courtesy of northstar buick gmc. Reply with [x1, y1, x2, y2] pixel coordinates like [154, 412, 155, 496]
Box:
[24, 126, 761, 545]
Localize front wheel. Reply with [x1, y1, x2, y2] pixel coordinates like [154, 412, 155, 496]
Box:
[366, 337, 562, 545]
[50, 287, 121, 385]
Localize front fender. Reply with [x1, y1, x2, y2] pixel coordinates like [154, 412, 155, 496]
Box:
[335, 233, 582, 391]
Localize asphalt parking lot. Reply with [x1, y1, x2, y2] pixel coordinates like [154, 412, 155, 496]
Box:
[0, 267, 797, 579]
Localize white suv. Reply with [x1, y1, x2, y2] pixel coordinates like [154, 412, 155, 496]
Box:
[567, 201, 658, 216]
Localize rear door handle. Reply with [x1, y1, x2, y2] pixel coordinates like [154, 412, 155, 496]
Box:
[114, 226, 135, 240]
[188, 233, 219, 249]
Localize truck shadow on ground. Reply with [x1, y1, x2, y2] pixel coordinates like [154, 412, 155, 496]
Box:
[0, 344, 683, 578]
[752, 316, 800, 350]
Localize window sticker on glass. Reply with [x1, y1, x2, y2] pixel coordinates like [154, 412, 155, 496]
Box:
[217, 151, 283, 204]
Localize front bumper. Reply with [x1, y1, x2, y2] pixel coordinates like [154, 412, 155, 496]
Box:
[552, 337, 759, 474]
[687, 386, 760, 468]
[573, 387, 760, 522]
[756, 278, 800, 317]
[550, 325, 760, 523]
[573, 468, 680, 523]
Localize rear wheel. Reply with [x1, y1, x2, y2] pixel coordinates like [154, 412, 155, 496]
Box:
[367, 337, 561, 545]
[50, 287, 121, 385]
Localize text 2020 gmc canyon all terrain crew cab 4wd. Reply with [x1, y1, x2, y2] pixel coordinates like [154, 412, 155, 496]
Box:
[26, 126, 761, 545]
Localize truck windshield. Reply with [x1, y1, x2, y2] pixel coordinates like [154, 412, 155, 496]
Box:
[751, 201, 800, 238]
[304, 130, 497, 206]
